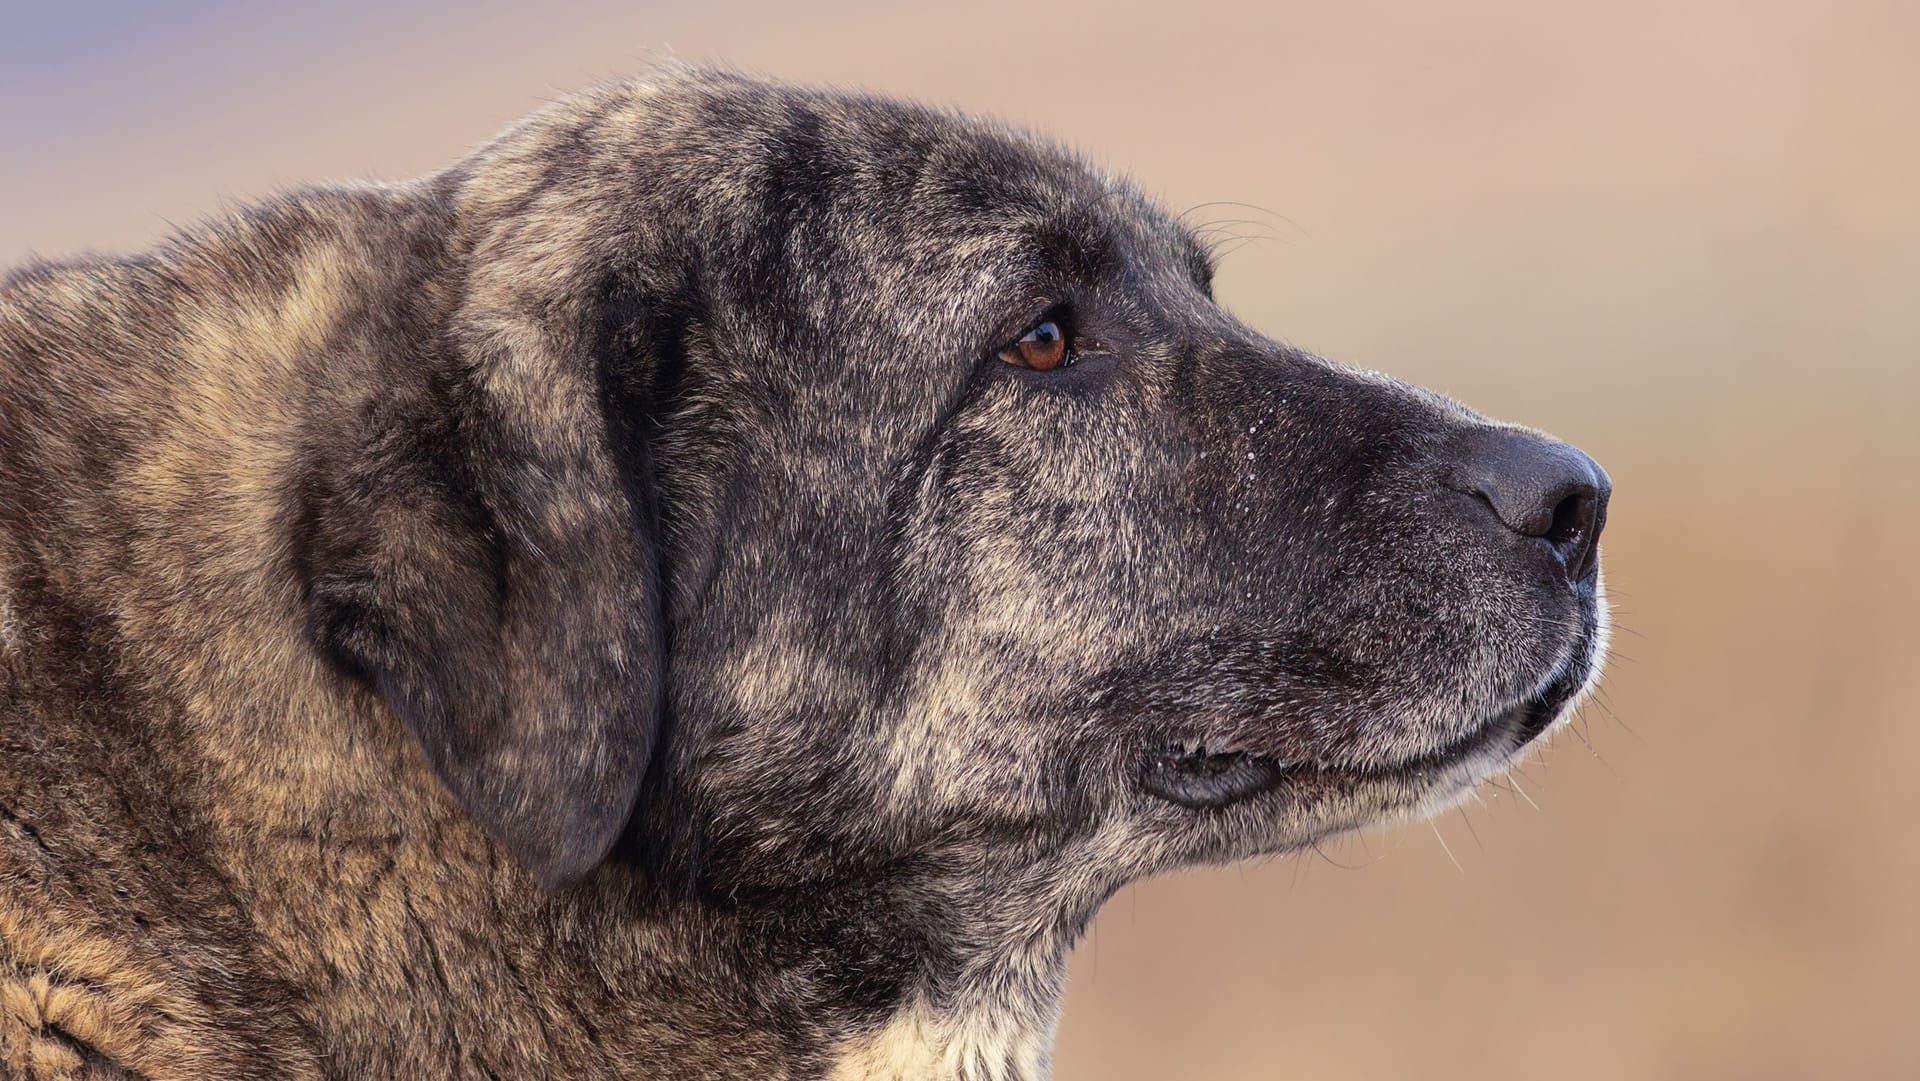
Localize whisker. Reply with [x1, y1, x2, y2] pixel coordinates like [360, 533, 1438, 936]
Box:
[1504, 765, 1542, 811]
[1208, 237, 1270, 263]
[1455, 807, 1484, 852]
[1428, 820, 1463, 872]
[1177, 200, 1312, 239]
[1309, 839, 1367, 871]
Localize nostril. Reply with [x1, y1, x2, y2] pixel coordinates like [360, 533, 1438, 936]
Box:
[1543, 486, 1601, 580]
[1544, 489, 1590, 546]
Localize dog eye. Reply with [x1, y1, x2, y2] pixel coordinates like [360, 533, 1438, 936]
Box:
[999, 319, 1072, 371]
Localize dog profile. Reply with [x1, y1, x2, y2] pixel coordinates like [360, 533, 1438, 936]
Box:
[0, 67, 1609, 1079]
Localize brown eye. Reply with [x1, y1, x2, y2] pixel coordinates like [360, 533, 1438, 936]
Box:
[999, 319, 1071, 371]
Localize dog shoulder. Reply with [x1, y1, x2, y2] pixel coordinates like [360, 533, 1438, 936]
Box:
[0, 687, 326, 1081]
[0, 183, 448, 1081]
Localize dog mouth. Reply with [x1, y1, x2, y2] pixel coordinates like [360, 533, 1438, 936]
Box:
[1140, 655, 1589, 811]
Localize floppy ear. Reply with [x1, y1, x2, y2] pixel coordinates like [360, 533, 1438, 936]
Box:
[304, 234, 666, 888]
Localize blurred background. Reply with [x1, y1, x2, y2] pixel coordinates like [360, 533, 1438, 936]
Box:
[5, 1, 1915, 1077]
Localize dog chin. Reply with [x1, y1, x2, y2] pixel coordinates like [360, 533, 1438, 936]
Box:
[1355, 618, 1610, 832]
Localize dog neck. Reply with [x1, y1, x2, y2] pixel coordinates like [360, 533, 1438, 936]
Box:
[826, 994, 1062, 1081]
[818, 866, 1082, 1080]
[602, 830, 1080, 1079]
[541, 855, 1079, 1079]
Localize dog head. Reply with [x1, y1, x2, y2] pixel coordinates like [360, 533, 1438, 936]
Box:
[305, 69, 1608, 910]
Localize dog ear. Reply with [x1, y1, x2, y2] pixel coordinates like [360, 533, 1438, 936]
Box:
[305, 230, 668, 888]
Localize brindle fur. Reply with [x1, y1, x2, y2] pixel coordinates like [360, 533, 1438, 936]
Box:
[0, 67, 1607, 1079]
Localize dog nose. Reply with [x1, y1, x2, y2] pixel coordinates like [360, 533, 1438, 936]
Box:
[1449, 427, 1610, 582]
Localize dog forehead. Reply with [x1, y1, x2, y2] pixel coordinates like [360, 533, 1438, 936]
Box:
[669, 71, 1200, 275]
[469, 68, 1209, 332]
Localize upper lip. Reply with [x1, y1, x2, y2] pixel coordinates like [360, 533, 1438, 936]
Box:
[1140, 624, 1598, 812]
[1356, 674, 1574, 781]
[1252, 650, 1588, 782]
[1143, 662, 1583, 811]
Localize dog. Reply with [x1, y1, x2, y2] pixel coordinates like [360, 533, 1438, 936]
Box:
[0, 66, 1610, 1080]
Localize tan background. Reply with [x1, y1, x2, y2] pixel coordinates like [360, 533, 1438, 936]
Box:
[5, 1, 1916, 1077]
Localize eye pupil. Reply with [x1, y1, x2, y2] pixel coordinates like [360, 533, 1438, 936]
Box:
[1004, 319, 1071, 371]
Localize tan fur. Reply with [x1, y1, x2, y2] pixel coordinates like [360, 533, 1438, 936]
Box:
[0, 913, 289, 1081]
